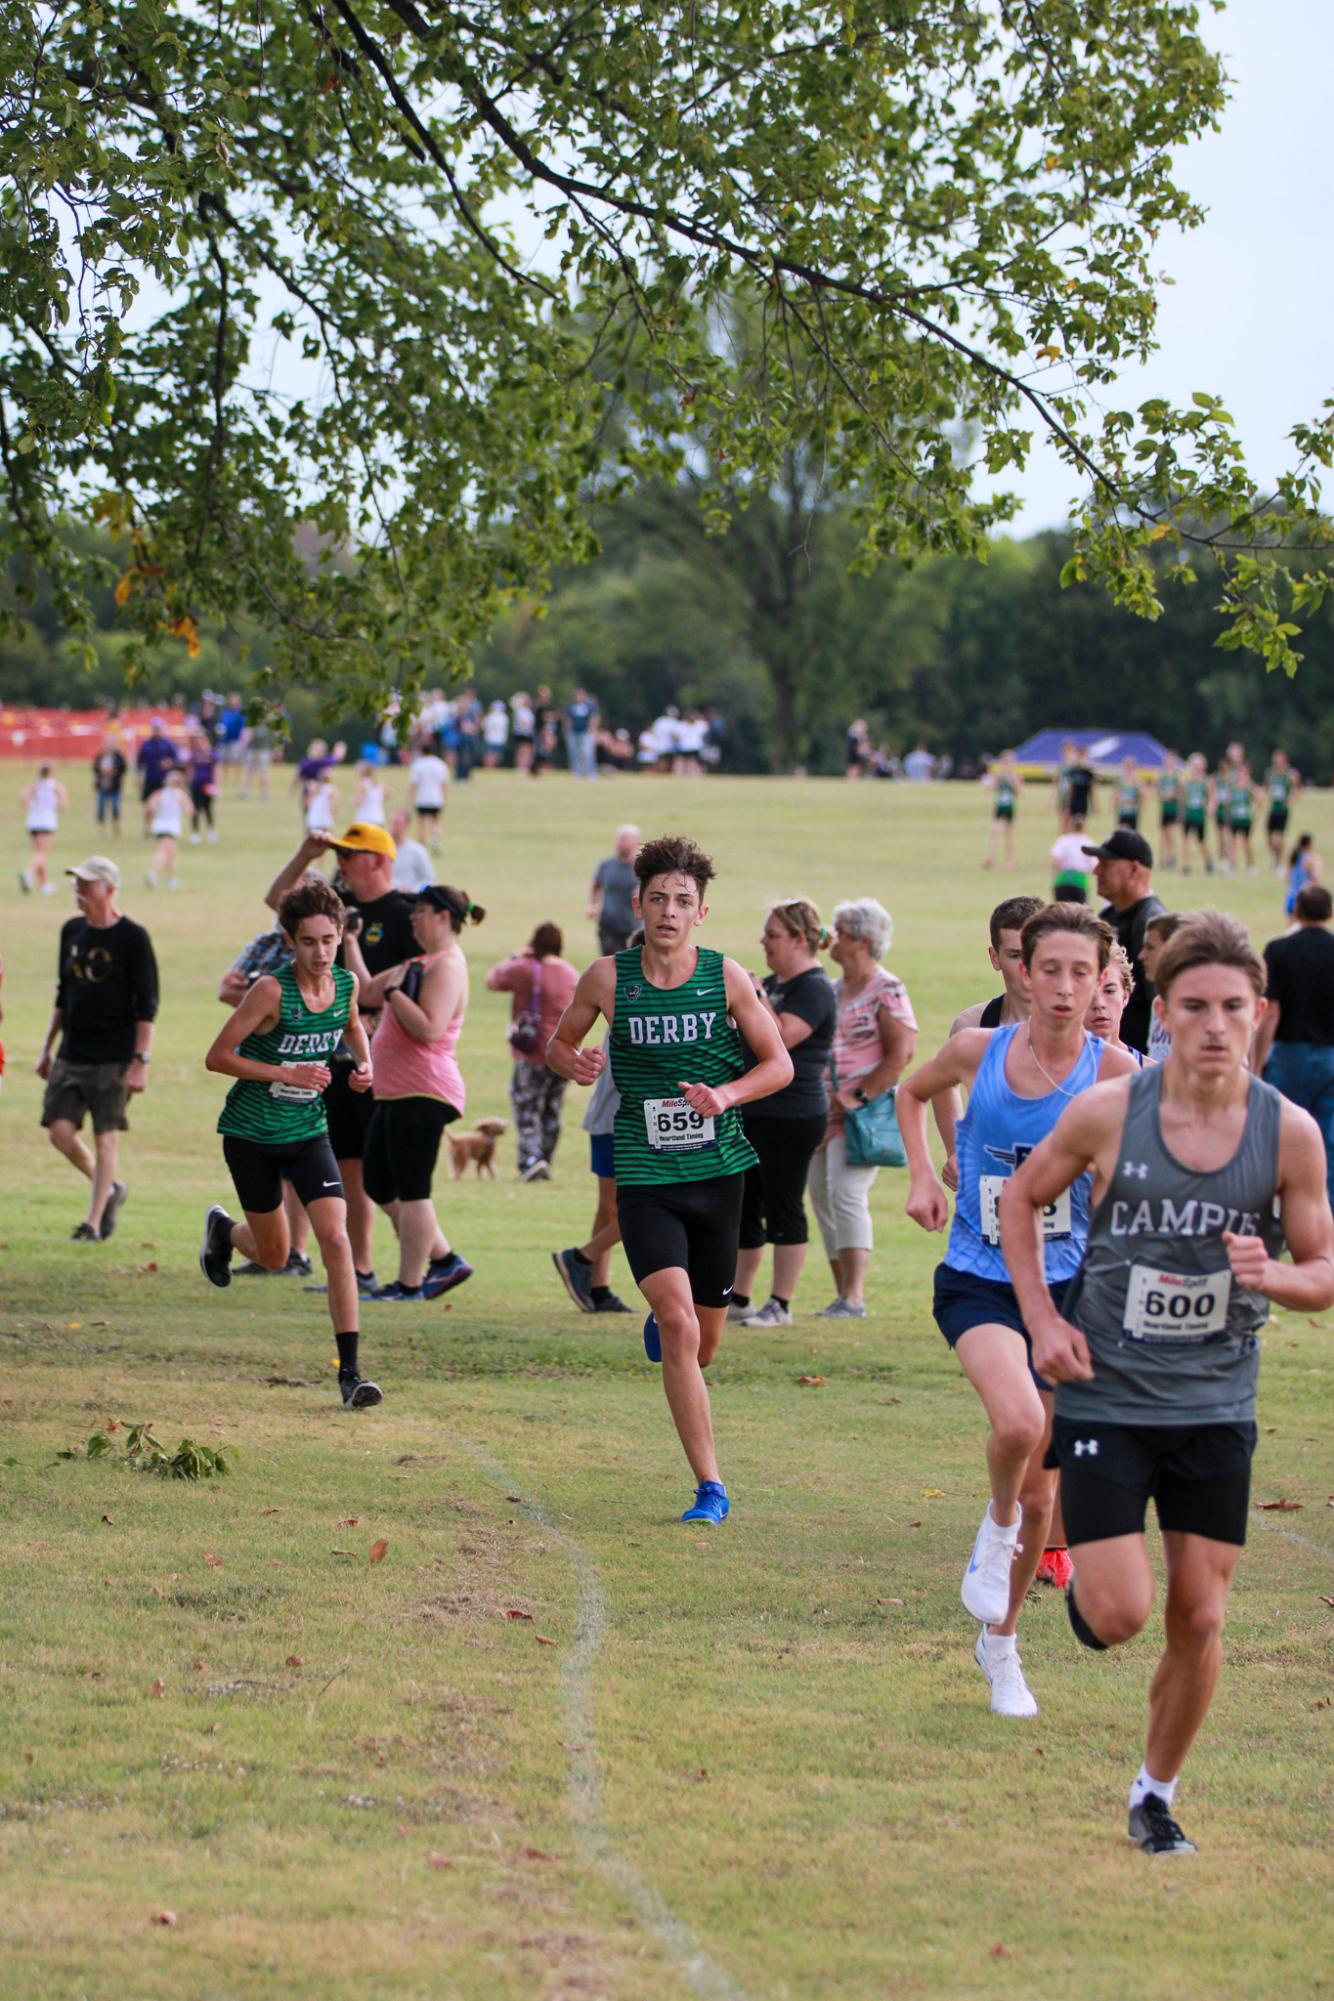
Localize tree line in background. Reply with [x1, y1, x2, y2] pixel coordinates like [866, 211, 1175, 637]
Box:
[4, 490, 1332, 779]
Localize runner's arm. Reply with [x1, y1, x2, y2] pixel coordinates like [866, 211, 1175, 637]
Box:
[897, 1032, 987, 1231]
[999, 1095, 1111, 1382]
[689, 962, 791, 1115]
[1224, 1103, 1334, 1310]
[546, 961, 614, 1084]
[203, 977, 318, 1087]
[344, 994, 373, 1092]
[263, 834, 332, 913]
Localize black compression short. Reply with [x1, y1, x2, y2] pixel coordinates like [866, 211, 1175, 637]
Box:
[362, 1096, 459, 1204]
[324, 1065, 374, 1161]
[1051, 1416, 1258, 1547]
[739, 1110, 828, 1248]
[223, 1132, 343, 1215]
[617, 1172, 744, 1307]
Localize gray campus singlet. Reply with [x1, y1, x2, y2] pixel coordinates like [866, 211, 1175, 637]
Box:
[1058, 1064, 1283, 1427]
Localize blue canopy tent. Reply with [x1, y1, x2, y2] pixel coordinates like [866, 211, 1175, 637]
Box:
[1011, 729, 1169, 778]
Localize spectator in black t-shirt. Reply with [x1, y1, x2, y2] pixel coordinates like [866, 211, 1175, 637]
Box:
[92, 739, 127, 835]
[36, 856, 158, 1241]
[1083, 827, 1165, 1054]
[733, 898, 838, 1326]
[265, 821, 421, 1293]
[1256, 883, 1334, 1206]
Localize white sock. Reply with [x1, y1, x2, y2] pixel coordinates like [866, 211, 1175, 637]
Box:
[987, 1501, 1021, 1541]
[1129, 1764, 1177, 1809]
[982, 1628, 1016, 1656]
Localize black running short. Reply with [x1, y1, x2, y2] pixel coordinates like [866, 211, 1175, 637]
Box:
[1051, 1416, 1258, 1547]
[223, 1132, 343, 1215]
[324, 1065, 375, 1161]
[362, 1096, 459, 1204]
[1267, 810, 1288, 836]
[1118, 812, 1139, 831]
[1160, 804, 1178, 826]
[739, 1110, 827, 1249]
[617, 1172, 744, 1307]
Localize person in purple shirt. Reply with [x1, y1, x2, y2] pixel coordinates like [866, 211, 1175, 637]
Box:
[189, 733, 220, 845]
[135, 719, 179, 836]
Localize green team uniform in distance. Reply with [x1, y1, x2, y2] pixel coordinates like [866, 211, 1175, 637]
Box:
[610, 947, 756, 1185]
[1229, 784, 1254, 832]
[1184, 776, 1208, 831]
[1116, 777, 1142, 826]
[995, 777, 1017, 821]
[217, 963, 353, 1145]
[1159, 770, 1181, 824]
[1266, 768, 1293, 827]
[1214, 775, 1231, 827]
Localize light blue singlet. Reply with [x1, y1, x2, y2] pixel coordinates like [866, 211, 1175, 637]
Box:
[946, 1023, 1103, 1285]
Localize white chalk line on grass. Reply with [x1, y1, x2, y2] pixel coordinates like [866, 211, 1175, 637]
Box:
[1253, 1512, 1334, 1566]
[460, 1439, 749, 2001]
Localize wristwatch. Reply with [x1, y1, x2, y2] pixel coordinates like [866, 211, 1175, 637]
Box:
[854, 1086, 869, 1105]
[132, 1052, 150, 1064]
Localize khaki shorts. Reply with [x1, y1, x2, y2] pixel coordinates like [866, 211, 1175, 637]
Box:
[41, 1057, 132, 1135]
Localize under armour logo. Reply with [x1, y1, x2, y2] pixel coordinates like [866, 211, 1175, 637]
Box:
[1122, 1161, 1149, 1180]
[1072, 1439, 1100, 1457]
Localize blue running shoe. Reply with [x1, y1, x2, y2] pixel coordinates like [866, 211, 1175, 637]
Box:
[642, 1311, 661, 1363]
[681, 1481, 729, 1525]
[422, 1254, 473, 1300]
[371, 1280, 424, 1302]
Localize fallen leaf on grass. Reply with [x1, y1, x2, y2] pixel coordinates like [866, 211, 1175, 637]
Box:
[989, 1944, 1009, 1958]
[150, 1910, 177, 1927]
[922, 1487, 944, 1499]
[340, 1517, 360, 1527]
[506, 1493, 522, 1502]
[908, 1520, 923, 1529]
[1319, 1596, 1334, 1610]
[692, 1768, 709, 1782]
[192, 1660, 207, 1672]
[204, 1552, 224, 1566]
[260, 1508, 282, 1517]
[1257, 1499, 1302, 1512]
[428, 1851, 455, 1869]
[797, 1375, 827, 1388]
[67, 1321, 81, 1330]
[24, 1749, 34, 1764]
[106, 1419, 119, 1431]
[149, 1678, 166, 1698]
[330, 1548, 351, 1557]
[520, 1847, 555, 1862]
[876, 1596, 905, 1607]
[505, 1608, 534, 1622]
[100, 1514, 113, 1525]
[285, 1655, 304, 1668]
[368, 1538, 389, 1563]
[534, 1633, 556, 1647]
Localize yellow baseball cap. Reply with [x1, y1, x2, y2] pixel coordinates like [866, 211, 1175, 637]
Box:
[331, 822, 397, 859]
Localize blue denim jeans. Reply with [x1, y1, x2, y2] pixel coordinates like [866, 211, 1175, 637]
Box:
[1264, 1042, 1334, 1207]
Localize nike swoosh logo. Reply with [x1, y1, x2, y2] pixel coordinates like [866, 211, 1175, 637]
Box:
[967, 1558, 980, 1573]
[323, 1181, 339, 1188]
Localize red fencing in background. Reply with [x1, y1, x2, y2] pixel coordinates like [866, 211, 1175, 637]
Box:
[0, 707, 189, 759]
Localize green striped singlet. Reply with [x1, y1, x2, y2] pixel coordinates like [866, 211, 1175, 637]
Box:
[217, 963, 353, 1146]
[610, 947, 757, 1186]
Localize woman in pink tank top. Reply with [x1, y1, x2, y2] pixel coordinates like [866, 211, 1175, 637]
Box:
[354, 884, 486, 1300]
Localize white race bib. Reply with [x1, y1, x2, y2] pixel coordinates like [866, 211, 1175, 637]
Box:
[1123, 1265, 1231, 1343]
[644, 1095, 715, 1153]
[269, 1065, 319, 1104]
[979, 1175, 1070, 1247]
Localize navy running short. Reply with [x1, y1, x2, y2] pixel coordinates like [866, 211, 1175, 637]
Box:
[932, 1263, 1071, 1391]
[589, 1132, 615, 1179]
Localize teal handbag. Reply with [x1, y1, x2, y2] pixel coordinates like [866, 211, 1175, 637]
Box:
[829, 1056, 907, 1168]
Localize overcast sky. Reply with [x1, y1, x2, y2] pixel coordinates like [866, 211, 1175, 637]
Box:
[1003, 0, 1334, 531]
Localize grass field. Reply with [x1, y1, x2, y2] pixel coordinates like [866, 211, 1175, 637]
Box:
[1, 763, 1331, 2001]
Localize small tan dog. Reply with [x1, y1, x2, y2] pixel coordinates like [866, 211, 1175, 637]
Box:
[448, 1115, 509, 1179]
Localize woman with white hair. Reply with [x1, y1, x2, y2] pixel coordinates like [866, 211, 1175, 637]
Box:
[808, 897, 917, 1316]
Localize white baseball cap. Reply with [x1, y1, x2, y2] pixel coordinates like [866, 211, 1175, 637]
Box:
[66, 856, 122, 887]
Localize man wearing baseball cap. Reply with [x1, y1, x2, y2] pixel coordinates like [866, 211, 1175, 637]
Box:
[36, 857, 159, 1240]
[264, 821, 418, 1291]
[1082, 828, 1166, 1054]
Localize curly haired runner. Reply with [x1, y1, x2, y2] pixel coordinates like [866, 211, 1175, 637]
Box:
[200, 876, 383, 1410]
[547, 835, 793, 1525]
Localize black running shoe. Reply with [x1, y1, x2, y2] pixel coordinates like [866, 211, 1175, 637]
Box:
[70, 1220, 100, 1242]
[305, 1270, 378, 1298]
[99, 1180, 128, 1241]
[552, 1246, 595, 1312]
[1128, 1794, 1197, 1857]
[339, 1373, 383, 1410]
[592, 1290, 633, 1314]
[422, 1254, 473, 1300]
[199, 1204, 235, 1288]
[371, 1281, 424, 1302]
[283, 1249, 312, 1277]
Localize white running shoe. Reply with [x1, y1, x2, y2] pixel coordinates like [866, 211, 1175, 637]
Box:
[725, 1299, 754, 1323]
[740, 1297, 793, 1327]
[974, 1630, 1038, 1718]
[961, 1503, 1022, 1624]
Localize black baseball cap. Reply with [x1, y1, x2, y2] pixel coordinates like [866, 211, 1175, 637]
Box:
[1081, 829, 1153, 869]
[414, 885, 470, 921]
